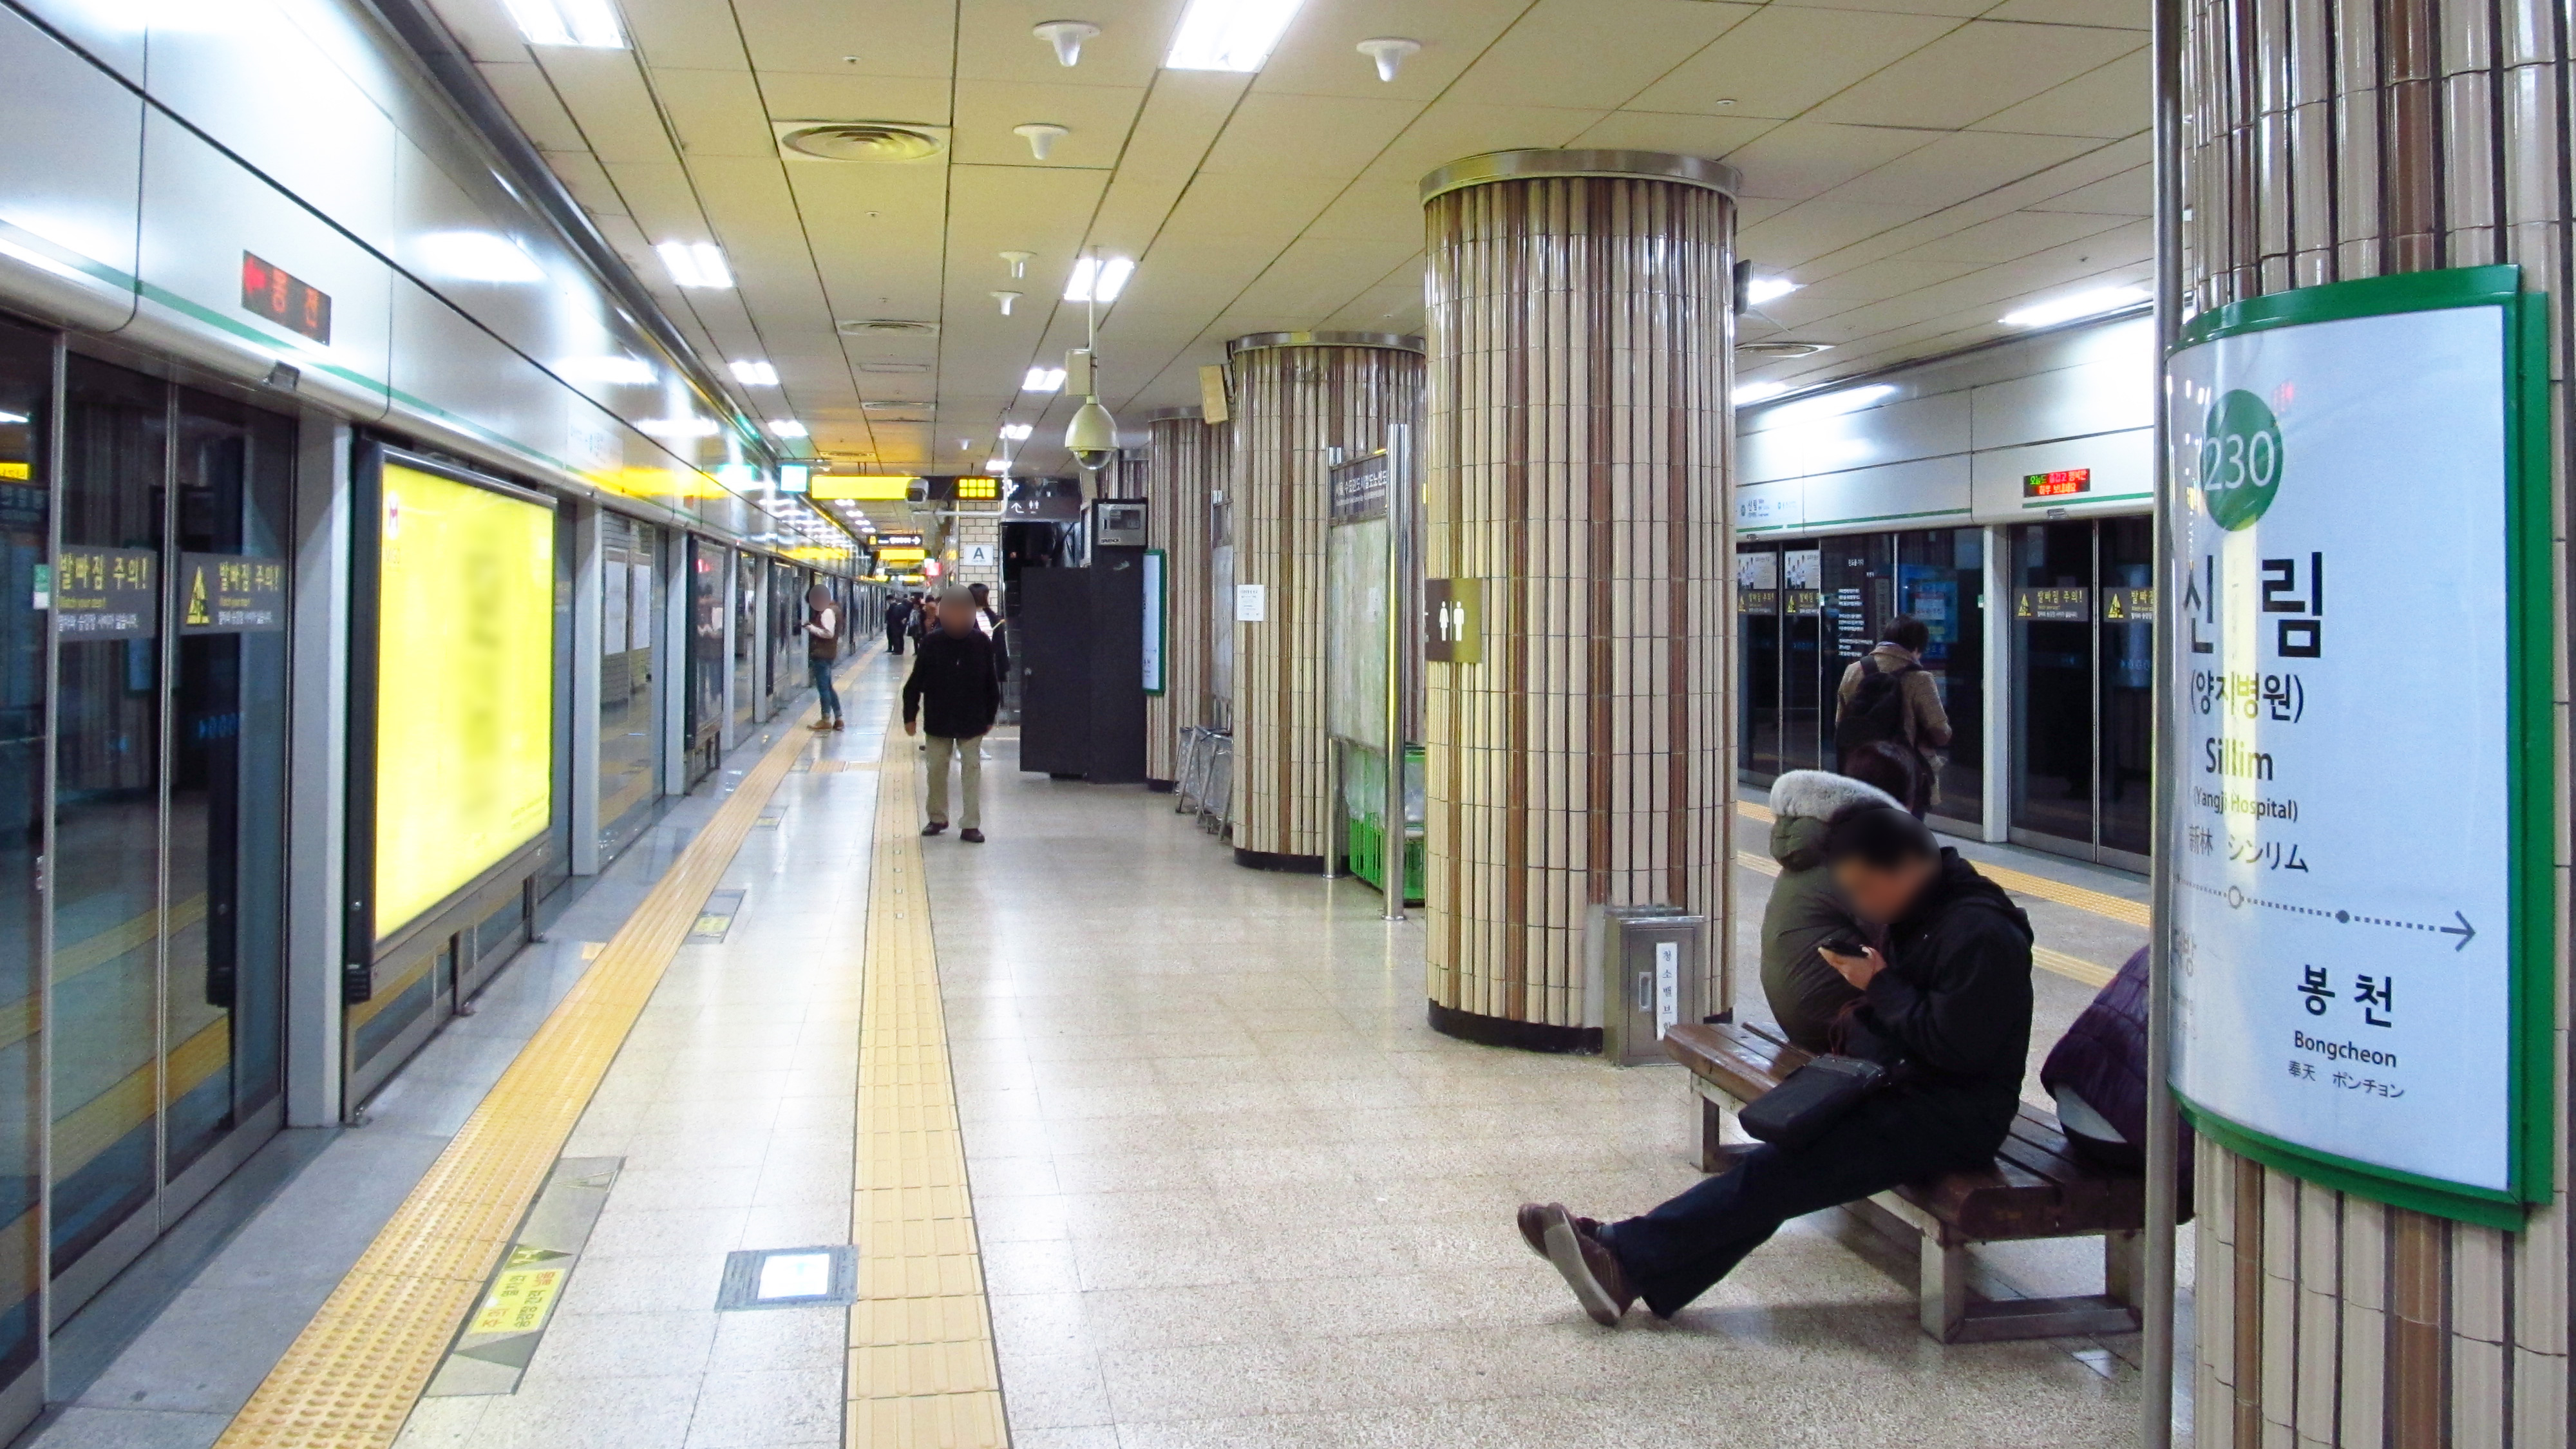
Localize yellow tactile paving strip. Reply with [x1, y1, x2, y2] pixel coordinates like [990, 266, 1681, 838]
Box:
[1732, 798, 2150, 927]
[214, 715, 822, 1449]
[847, 713, 1008, 1448]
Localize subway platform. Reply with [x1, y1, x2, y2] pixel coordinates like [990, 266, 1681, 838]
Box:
[18, 649, 2186, 1449]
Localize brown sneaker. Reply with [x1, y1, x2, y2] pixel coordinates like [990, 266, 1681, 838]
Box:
[1515, 1202, 1604, 1260]
[1527, 1203, 1634, 1326]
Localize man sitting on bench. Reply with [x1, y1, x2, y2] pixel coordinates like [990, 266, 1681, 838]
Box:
[1517, 806, 2034, 1325]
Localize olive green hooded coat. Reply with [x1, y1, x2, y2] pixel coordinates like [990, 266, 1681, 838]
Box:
[1759, 770, 1902, 1050]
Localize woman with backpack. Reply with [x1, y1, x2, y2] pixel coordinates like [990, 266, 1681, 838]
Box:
[1832, 614, 1951, 817]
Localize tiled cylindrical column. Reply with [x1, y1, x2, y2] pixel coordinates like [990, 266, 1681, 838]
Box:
[2179, 0, 2573, 1437]
[1418, 150, 1738, 1051]
[1227, 334, 1424, 869]
[1143, 407, 1224, 787]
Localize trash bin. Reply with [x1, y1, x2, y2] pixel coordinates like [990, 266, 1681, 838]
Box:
[1587, 905, 1708, 1066]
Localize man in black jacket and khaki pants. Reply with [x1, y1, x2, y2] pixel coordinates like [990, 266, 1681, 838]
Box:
[1519, 805, 2034, 1324]
[902, 591, 1003, 843]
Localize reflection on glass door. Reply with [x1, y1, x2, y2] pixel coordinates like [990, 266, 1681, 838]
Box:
[2098, 517, 2155, 856]
[0, 320, 49, 1388]
[1897, 529, 1985, 828]
[599, 516, 659, 857]
[731, 554, 755, 733]
[1736, 547, 1780, 781]
[1779, 547, 1823, 772]
[164, 389, 289, 1189]
[2009, 518, 2152, 866]
[53, 357, 164, 1287]
[686, 541, 724, 781]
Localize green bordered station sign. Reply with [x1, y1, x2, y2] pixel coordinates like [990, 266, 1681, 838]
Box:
[2164, 266, 2553, 1228]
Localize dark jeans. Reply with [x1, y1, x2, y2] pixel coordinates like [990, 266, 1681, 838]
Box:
[810, 656, 840, 721]
[886, 626, 905, 656]
[1597, 1097, 1993, 1318]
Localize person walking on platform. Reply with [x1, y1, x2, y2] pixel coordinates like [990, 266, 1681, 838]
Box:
[1832, 616, 1951, 817]
[884, 592, 913, 656]
[803, 584, 844, 732]
[902, 590, 1001, 844]
[1517, 806, 2031, 1325]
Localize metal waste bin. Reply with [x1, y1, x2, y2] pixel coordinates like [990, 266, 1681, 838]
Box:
[1587, 905, 1708, 1066]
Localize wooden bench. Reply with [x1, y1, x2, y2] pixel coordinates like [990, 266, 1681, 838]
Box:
[1663, 1020, 2154, 1343]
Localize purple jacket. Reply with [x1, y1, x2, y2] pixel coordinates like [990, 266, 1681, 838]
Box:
[2040, 946, 2195, 1199]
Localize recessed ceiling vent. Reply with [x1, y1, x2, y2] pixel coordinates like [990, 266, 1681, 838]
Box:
[837, 319, 940, 336]
[775, 121, 949, 162]
[862, 399, 929, 412]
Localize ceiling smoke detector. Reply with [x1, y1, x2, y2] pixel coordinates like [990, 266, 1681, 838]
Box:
[1737, 340, 1833, 357]
[775, 121, 949, 162]
[837, 319, 940, 336]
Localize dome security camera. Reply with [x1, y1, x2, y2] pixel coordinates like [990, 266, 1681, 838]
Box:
[1065, 397, 1118, 473]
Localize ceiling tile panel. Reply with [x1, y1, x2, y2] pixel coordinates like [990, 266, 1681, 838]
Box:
[542, 49, 676, 165]
[1734, 198, 1924, 269]
[1624, 6, 1962, 120]
[753, 72, 956, 123]
[1442, 0, 1758, 111]
[1718, 122, 1934, 202]
[1824, 130, 2106, 209]
[1250, 0, 1532, 100]
[1198, 91, 1425, 178]
[951, 79, 1151, 167]
[954, 0, 1186, 87]
[1571, 112, 1777, 158]
[1902, 207, 2136, 263]
[1806, 21, 2144, 130]
[621, 0, 751, 70]
[657, 68, 779, 157]
[2028, 162, 2152, 213]
[737, 0, 958, 79]
[1973, 52, 2150, 138]
[477, 61, 587, 150]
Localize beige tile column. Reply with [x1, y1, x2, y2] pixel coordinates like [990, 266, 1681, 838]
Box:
[2177, 0, 2572, 1437]
[1143, 408, 1224, 787]
[1226, 333, 1423, 870]
[1417, 149, 1739, 1052]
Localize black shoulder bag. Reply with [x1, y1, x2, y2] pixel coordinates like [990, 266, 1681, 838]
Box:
[1737, 1054, 1888, 1151]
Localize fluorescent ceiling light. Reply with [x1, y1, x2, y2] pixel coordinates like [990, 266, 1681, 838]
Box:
[501, 0, 623, 47]
[999, 422, 1033, 440]
[984, 458, 1012, 473]
[565, 355, 653, 386]
[715, 462, 757, 489]
[0, 412, 26, 425]
[1023, 366, 1066, 392]
[1734, 379, 1790, 406]
[655, 241, 733, 289]
[1064, 256, 1135, 303]
[730, 359, 779, 386]
[420, 231, 544, 283]
[2002, 284, 2148, 330]
[1166, 0, 1304, 71]
[1743, 276, 1801, 307]
[769, 419, 808, 438]
[638, 416, 719, 439]
[779, 464, 811, 494]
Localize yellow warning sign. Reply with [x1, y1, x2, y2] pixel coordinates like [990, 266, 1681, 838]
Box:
[470, 1267, 564, 1334]
[184, 565, 211, 627]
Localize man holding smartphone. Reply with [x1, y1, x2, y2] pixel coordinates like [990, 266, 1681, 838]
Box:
[1518, 806, 2034, 1325]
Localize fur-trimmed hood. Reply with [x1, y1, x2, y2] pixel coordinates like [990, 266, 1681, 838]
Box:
[1766, 769, 1901, 871]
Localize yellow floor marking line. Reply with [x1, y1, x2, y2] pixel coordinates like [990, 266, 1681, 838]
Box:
[1733, 799, 2148, 927]
[1734, 850, 2117, 991]
[215, 705, 827, 1449]
[847, 701, 1007, 1448]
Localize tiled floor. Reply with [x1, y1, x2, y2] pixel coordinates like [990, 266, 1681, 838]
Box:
[927, 754, 2188, 1448]
[394, 665, 900, 1449]
[17, 643, 2190, 1449]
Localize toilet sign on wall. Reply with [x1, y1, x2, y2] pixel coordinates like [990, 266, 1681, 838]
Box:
[2164, 266, 2553, 1227]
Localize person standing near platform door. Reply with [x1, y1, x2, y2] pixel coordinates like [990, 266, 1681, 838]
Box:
[804, 584, 843, 732]
[902, 590, 1001, 844]
[883, 592, 913, 656]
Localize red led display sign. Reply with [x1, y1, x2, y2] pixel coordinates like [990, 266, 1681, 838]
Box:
[240, 252, 332, 345]
[2023, 467, 2092, 498]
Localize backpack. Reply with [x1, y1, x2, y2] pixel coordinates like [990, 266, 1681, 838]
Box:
[1833, 656, 1918, 755]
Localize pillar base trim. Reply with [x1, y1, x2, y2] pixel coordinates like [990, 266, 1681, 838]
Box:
[1426, 1001, 1602, 1055]
[1233, 847, 1326, 873]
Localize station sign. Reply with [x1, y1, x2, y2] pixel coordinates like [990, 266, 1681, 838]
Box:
[1329, 451, 1390, 521]
[2023, 467, 2092, 498]
[2164, 265, 2551, 1227]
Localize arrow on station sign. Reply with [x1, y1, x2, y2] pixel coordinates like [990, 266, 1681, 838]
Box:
[2439, 911, 2476, 951]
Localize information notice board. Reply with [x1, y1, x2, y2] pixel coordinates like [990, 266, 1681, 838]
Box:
[2164, 266, 2552, 1227]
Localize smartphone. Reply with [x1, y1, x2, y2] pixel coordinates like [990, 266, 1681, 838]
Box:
[1816, 936, 1870, 959]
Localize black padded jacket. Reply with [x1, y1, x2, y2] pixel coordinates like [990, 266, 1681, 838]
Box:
[1842, 849, 2036, 1155]
[902, 628, 1001, 739]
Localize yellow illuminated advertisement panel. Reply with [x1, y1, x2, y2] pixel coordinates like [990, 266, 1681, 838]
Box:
[374, 462, 555, 940]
